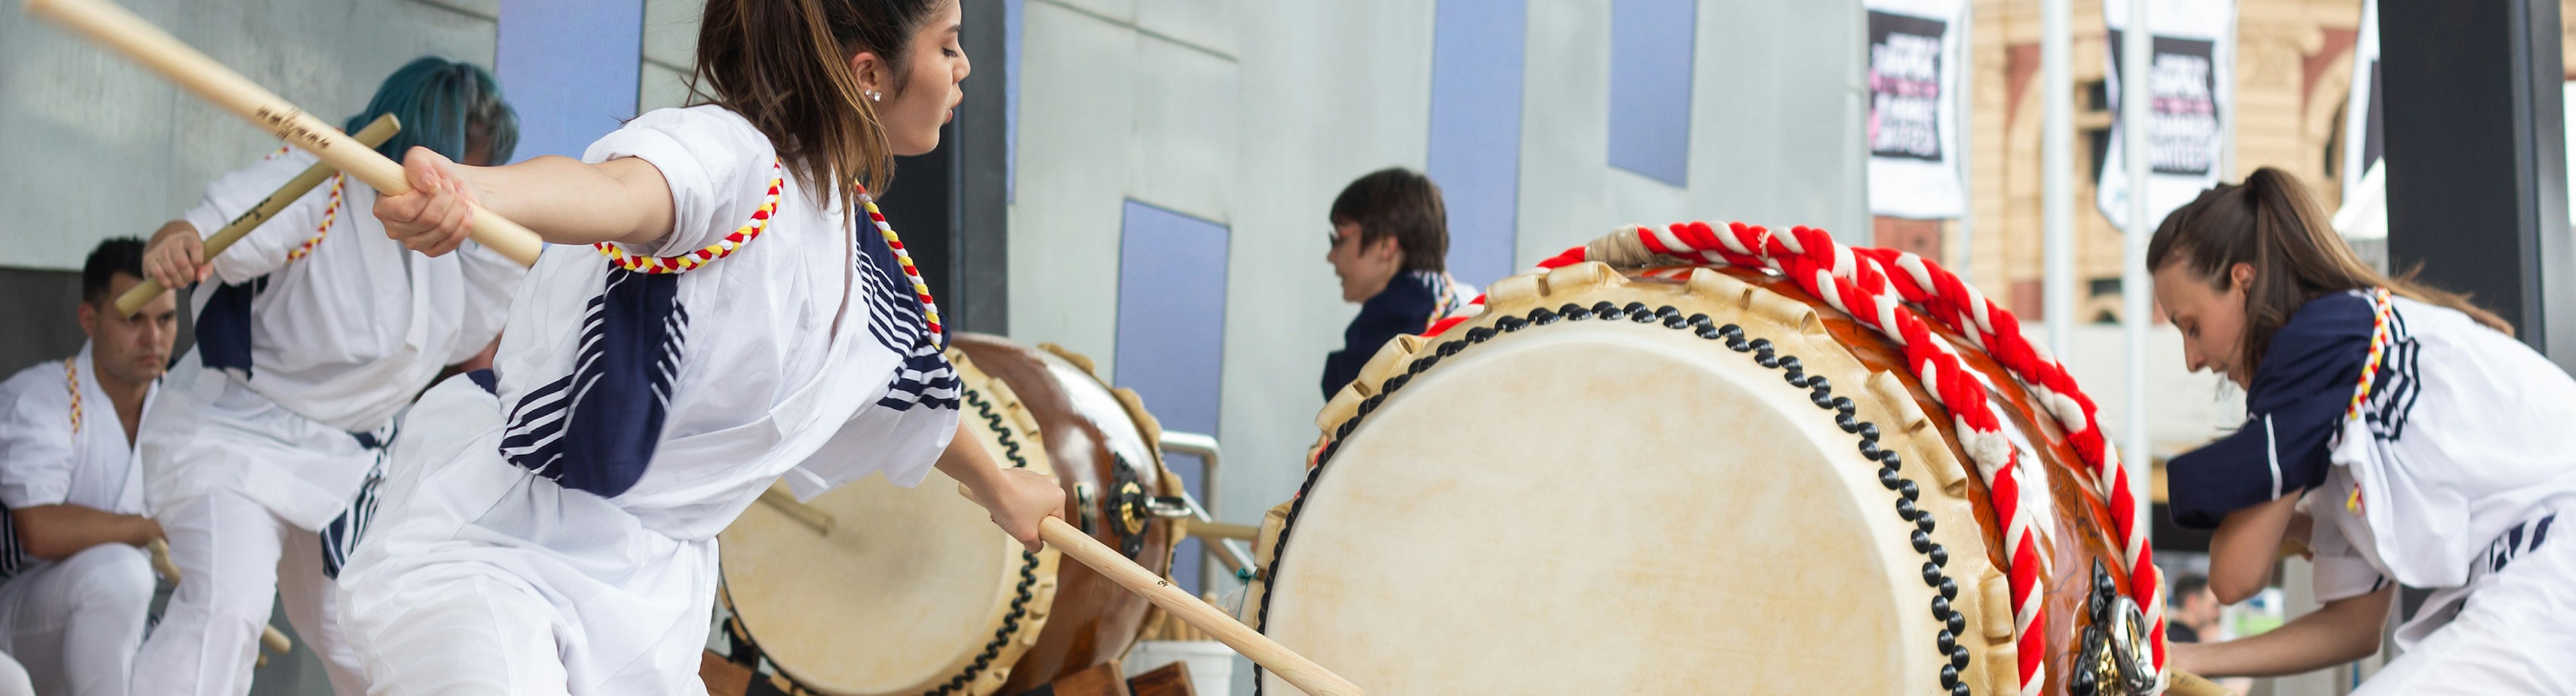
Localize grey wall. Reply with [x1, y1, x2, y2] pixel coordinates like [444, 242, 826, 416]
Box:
[0, 0, 501, 270]
[0, 268, 87, 381]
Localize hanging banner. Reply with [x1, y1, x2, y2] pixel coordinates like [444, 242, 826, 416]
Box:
[2098, 0, 2236, 231]
[2340, 0, 2381, 206]
[1866, 0, 1970, 219]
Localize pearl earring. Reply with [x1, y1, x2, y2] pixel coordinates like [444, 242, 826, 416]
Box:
[867, 90, 882, 102]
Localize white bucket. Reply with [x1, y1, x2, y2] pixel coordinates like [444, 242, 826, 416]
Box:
[1121, 640, 1235, 695]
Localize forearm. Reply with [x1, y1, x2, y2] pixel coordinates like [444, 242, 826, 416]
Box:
[2207, 493, 2304, 603]
[2174, 586, 2392, 678]
[934, 421, 1003, 494]
[459, 155, 674, 247]
[9, 505, 162, 560]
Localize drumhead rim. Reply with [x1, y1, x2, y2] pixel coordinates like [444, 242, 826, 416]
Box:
[1253, 265, 1998, 695]
[720, 350, 1063, 696]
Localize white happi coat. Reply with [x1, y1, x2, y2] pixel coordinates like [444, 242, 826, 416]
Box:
[2310, 295, 2576, 693]
[0, 344, 158, 696]
[338, 105, 962, 694]
[144, 148, 521, 528]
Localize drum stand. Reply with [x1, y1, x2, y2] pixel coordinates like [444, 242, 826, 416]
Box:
[698, 652, 1197, 696]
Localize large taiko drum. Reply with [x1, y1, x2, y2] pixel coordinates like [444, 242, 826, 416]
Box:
[1247, 252, 2167, 695]
[716, 335, 1179, 696]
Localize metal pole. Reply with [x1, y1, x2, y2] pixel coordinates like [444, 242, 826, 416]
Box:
[2121, 0, 2156, 505]
[2044, 0, 2072, 356]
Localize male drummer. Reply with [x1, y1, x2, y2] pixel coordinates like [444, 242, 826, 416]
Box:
[0, 238, 173, 695]
[1320, 168, 1475, 398]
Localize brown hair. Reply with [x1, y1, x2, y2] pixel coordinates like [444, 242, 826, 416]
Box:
[1330, 168, 1450, 272]
[2147, 166, 2512, 375]
[692, 0, 946, 195]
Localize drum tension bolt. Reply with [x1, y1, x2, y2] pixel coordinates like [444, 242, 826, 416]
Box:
[1144, 496, 1193, 519]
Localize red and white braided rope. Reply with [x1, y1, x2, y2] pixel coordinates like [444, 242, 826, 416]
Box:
[64, 358, 81, 434]
[283, 174, 345, 263]
[1432, 221, 2165, 695]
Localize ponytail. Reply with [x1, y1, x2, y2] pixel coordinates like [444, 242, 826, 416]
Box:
[692, 0, 943, 195]
[2149, 166, 2513, 376]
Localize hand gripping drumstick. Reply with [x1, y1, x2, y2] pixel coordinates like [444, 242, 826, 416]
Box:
[943, 485, 1361, 695]
[115, 114, 400, 317]
[23, 0, 543, 267]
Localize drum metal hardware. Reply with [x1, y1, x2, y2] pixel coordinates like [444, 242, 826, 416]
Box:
[1144, 496, 1193, 519]
[2075, 560, 2158, 696]
[1112, 459, 1149, 556]
[1073, 483, 1097, 535]
[1148, 487, 1256, 577]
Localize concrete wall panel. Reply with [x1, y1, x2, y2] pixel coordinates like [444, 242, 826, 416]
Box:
[1010, 0, 1142, 370]
[1, 0, 498, 270]
[1129, 36, 1237, 223]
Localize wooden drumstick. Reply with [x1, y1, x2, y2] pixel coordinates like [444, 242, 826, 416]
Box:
[22, 0, 543, 266]
[260, 625, 292, 656]
[756, 484, 835, 534]
[2163, 670, 2233, 696]
[1187, 520, 1261, 542]
[115, 114, 400, 316]
[1035, 517, 1361, 696]
[145, 538, 179, 584]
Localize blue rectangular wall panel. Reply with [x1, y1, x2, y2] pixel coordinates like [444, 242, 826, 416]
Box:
[1005, 0, 1023, 202]
[498, 0, 644, 162]
[1607, 0, 1697, 186]
[1112, 200, 1229, 595]
[1427, 0, 1527, 290]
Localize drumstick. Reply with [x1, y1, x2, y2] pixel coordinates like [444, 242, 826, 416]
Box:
[145, 538, 179, 583]
[1036, 517, 1362, 696]
[2163, 670, 2233, 696]
[1187, 520, 1260, 542]
[260, 625, 292, 656]
[22, 0, 543, 266]
[757, 484, 835, 534]
[116, 114, 400, 316]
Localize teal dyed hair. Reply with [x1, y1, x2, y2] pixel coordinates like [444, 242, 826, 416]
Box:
[344, 57, 519, 164]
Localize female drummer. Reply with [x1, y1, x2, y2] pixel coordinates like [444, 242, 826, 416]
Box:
[334, 0, 1065, 692]
[2151, 167, 2576, 693]
[131, 57, 522, 696]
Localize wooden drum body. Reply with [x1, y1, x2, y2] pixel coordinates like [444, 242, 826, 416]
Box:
[949, 334, 1181, 695]
[717, 336, 1177, 696]
[1248, 262, 2156, 695]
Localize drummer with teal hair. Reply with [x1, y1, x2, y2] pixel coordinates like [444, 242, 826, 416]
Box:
[131, 56, 525, 696]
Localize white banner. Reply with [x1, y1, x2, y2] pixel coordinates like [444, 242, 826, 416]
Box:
[2098, 0, 2237, 231]
[1866, 0, 1970, 219]
[2341, 0, 2381, 206]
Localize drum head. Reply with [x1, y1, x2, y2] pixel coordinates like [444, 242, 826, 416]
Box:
[720, 354, 1059, 696]
[1258, 270, 1955, 695]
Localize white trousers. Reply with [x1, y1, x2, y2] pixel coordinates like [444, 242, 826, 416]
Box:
[2357, 529, 2576, 695]
[0, 652, 37, 696]
[0, 544, 154, 696]
[132, 493, 364, 696]
[337, 377, 713, 696]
